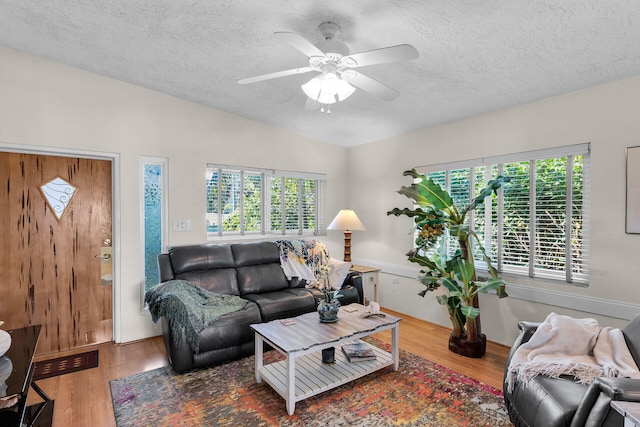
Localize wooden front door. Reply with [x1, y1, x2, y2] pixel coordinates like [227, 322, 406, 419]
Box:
[0, 152, 113, 355]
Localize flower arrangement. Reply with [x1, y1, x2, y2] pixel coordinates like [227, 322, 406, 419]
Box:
[318, 264, 342, 302]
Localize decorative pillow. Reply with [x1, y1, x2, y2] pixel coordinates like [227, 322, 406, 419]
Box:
[328, 258, 351, 290]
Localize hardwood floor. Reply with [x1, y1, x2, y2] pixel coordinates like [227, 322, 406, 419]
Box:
[374, 309, 510, 389]
[27, 309, 510, 427]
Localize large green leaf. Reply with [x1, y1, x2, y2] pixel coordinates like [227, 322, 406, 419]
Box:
[478, 278, 509, 298]
[462, 175, 512, 217]
[396, 169, 454, 212]
[418, 274, 440, 285]
[441, 277, 462, 294]
[450, 257, 475, 286]
[461, 305, 480, 319]
[435, 294, 449, 305]
[473, 234, 498, 277]
[408, 254, 440, 271]
[476, 277, 508, 294]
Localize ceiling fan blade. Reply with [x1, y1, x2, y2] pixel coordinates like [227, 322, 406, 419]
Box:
[343, 71, 399, 101]
[342, 44, 418, 68]
[237, 67, 314, 84]
[275, 32, 326, 58]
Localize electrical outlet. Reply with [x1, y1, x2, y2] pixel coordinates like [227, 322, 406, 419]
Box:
[172, 219, 191, 232]
[392, 277, 400, 284]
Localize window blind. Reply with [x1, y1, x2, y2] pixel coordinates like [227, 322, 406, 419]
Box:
[418, 143, 590, 285]
[206, 164, 326, 238]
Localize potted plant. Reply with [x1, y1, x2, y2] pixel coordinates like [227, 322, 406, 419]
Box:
[387, 169, 510, 358]
[317, 264, 342, 323]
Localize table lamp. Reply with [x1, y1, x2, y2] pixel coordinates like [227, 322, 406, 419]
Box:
[327, 209, 365, 262]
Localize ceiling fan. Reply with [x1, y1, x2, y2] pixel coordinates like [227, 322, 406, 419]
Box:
[238, 22, 419, 112]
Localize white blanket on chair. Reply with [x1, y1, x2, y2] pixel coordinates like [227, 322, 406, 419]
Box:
[505, 312, 640, 392]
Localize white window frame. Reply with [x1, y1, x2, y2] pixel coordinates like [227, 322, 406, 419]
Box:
[416, 143, 591, 285]
[206, 164, 325, 240]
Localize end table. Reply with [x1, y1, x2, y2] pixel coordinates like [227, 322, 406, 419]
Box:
[350, 265, 381, 303]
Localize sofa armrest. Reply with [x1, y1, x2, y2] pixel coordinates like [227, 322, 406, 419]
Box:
[158, 253, 175, 282]
[161, 316, 193, 373]
[570, 377, 640, 427]
[503, 321, 541, 385]
[343, 272, 364, 305]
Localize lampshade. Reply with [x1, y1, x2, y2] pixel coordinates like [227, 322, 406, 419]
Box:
[327, 209, 365, 231]
[301, 72, 355, 105]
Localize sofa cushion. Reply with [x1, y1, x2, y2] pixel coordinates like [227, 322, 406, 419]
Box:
[243, 289, 316, 322]
[507, 374, 585, 427]
[196, 301, 262, 353]
[231, 241, 280, 266]
[168, 244, 241, 295]
[237, 264, 289, 295]
[169, 244, 235, 272]
[174, 268, 240, 295]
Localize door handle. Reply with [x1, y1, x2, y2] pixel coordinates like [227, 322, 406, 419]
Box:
[95, 253, 111, 260]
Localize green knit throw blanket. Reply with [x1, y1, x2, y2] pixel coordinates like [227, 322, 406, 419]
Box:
[145, 279, 248, 353]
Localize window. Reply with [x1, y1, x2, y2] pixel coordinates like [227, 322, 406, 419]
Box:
[417, 143, 590, 285]
[141, 157, 167, 295]
[206, 164, 325, 238]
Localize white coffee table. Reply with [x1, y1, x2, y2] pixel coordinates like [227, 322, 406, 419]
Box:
[250, 303, 400, 415]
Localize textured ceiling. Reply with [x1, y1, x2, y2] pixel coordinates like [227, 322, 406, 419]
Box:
[1, 1, 640, 147]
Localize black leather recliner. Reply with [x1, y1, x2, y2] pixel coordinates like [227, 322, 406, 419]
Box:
[157, 241, 364, 373]
[503, 315, 640, 427]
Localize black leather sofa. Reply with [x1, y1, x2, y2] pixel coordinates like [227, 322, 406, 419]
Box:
[503, 315, 640, 427]
[157, 240, 363, 373]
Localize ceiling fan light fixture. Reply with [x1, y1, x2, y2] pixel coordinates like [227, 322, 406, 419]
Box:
[337, 79, 356, 101]
[301, 75, 323, 100]
[317, 89, 337, 105]
[301, 71, 355, 105]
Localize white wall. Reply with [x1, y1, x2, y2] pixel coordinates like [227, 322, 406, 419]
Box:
[0, 45, 349, 343]
[348, 75, 640, 346]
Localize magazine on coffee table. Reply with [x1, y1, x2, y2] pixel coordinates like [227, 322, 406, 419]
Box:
[341, 340, 377, 362]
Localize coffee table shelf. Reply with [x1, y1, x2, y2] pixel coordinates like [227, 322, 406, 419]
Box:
[260, 344, 392, 401]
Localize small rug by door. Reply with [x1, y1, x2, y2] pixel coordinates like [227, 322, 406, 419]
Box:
[33, 350, 99, 380]
[110, 340, 508, 426]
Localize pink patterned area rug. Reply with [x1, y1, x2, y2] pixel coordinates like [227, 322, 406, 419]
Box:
[110, 339, 509, 426]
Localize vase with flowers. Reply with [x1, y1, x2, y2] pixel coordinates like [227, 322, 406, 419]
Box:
[317, 264, 342, 323]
